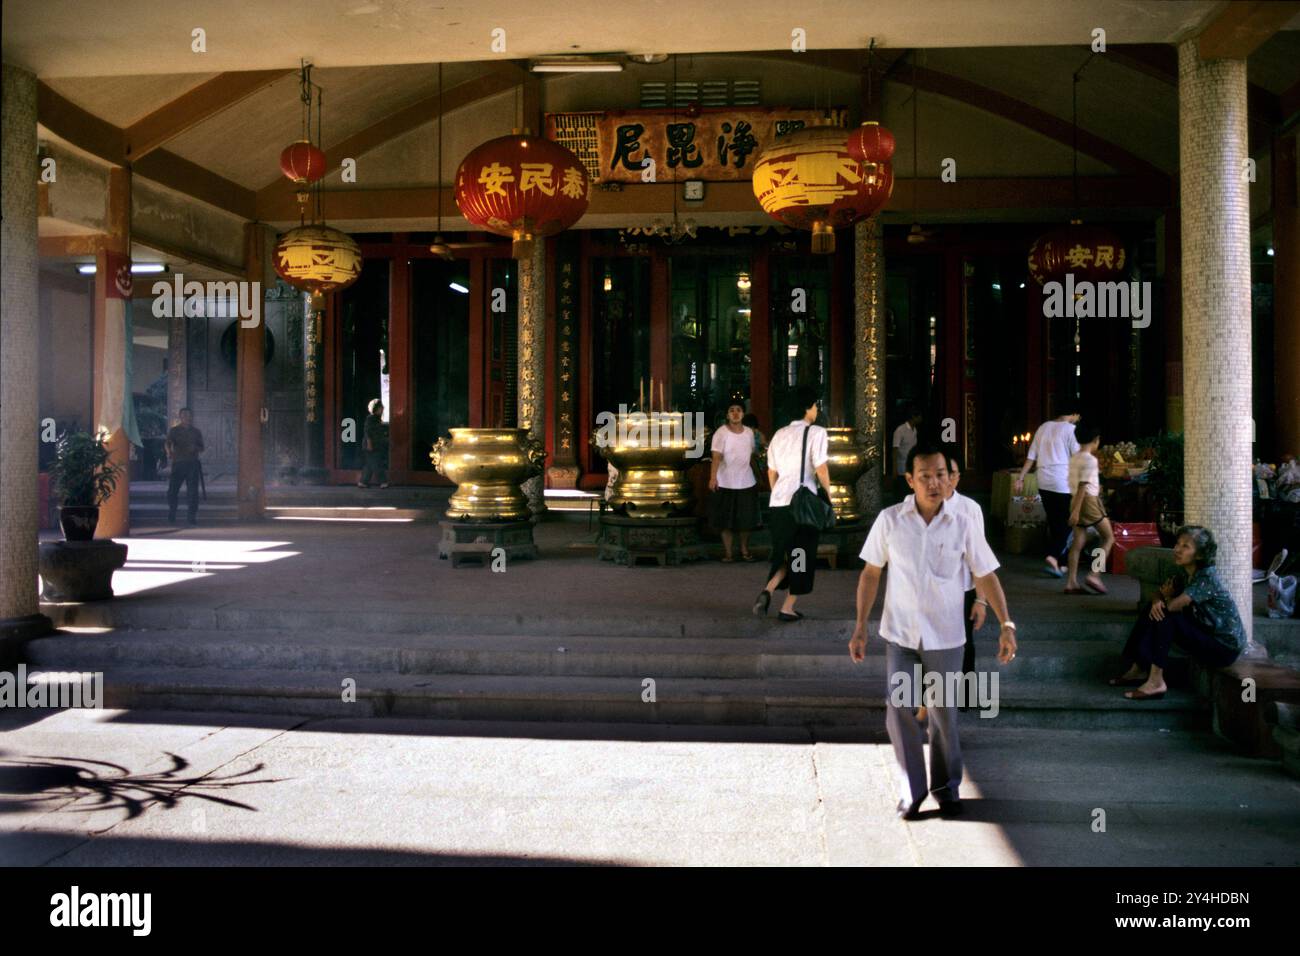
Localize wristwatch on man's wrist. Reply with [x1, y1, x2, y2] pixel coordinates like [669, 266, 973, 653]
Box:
[1000, 621, 1016, 630]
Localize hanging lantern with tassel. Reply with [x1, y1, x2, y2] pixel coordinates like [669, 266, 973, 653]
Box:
[751, 121, 894, 254]
[279, 140, 327, 212]
[454, 131, 590, 258]
[272, 62, 361, 310]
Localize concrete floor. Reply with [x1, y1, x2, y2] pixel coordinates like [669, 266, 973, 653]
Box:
[3, 708, 1298, 866]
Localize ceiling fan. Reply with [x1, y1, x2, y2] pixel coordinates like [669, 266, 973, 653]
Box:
[905, 54, 935, 246]
[429, 62, 497, 259]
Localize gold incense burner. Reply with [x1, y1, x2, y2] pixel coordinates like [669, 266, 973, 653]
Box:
[591, 413, 708, 519]
[430, 427, 545, 521]
[825, 427, 880, 524]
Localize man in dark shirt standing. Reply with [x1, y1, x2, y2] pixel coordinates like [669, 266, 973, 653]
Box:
[358, 399, 389, 489]
[166, 407, 205, 525]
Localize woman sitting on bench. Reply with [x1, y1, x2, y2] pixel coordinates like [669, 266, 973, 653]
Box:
[1110, 525, 1246, 700]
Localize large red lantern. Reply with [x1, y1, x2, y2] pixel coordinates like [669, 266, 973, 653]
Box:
[751, 123, 894, 254]
[1028, 222, 1127, 286]
[454, 132, 590, 258]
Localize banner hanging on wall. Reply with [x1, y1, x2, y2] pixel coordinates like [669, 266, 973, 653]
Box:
[545, 108, 847, 184]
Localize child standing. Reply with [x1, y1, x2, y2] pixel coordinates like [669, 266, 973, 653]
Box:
[1064, 423, 1115, 595]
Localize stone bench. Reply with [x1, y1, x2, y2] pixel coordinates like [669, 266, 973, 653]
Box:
[1205, 658, 1300, 758]
[1123, 546, 1179, 605]
[1271, 702, 1300, 779]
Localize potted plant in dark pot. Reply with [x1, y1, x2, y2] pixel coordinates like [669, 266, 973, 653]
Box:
[39, 430, 129, 602]
[1144, 430, 1184, 546]
[47, 430, 122, 540]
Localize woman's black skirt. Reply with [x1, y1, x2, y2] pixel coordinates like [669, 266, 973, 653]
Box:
[709, 486, 760, 531]
[766, 505, 818, 596]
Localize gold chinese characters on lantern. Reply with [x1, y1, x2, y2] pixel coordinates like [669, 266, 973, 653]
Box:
[455, 133, 590, 258]
[751, 121, 894, 254]
[274, 224, 362, 306]
[1028, 223, 1127, 287]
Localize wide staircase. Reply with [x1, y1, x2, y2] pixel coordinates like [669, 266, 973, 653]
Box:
[27, 603, 1213, 731]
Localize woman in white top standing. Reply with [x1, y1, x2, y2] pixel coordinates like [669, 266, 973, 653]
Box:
[709, 401, 760, 562]
[1014, 407, 1081, 577]
[753, 385, 833, 621]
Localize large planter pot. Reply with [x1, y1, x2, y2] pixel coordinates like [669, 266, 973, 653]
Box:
[825, 427, 879, 524]
[430, 428, 544, 521]
[591, 413, 709, 519]
[59, 506, 100, 542]
[39, 540, 128, 601]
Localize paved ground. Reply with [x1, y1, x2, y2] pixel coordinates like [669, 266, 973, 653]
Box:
[9, 518, 1298, 866]
[3, 708, 1298, 866]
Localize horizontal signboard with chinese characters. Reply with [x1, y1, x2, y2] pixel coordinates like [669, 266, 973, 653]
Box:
[545, 108, 847, 184]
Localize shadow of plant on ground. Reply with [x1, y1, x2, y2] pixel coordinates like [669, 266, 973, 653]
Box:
[0, 752, 282, 821]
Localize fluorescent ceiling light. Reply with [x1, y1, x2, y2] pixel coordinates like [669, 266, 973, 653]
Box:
[530, 58, 624, 73]
[76, 263, 167, 275]
[449, 282, 469, 294]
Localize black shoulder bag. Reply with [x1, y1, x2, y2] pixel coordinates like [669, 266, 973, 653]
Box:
[790, 425, 836, 531]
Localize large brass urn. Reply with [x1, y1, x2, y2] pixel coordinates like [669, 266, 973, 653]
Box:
[825, 427, 880, 523]
[591, 413, 708, 519]
[430, 428, 544, 521]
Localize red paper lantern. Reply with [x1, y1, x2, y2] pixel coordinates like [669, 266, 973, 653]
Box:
[751, 124, 894, 254]
[454, 133, 590, 258]
[1028, 223, 1127, 286]
[846, 121, 895, 165]
[280, 140, 327, 187]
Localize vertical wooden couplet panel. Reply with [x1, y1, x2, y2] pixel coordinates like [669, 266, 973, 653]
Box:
[236, 223, 266, 519]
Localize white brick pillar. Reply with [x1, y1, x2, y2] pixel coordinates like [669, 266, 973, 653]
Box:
[0, 63, 51, 643]
[518, 240, 547, 517]
[1178, 41, 1254, 647]
[854, 218, 886, 520]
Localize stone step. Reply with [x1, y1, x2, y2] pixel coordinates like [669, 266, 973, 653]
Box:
[24, 630, 1125, 681]
[52, 666, 1207, 729]
[40, 602, 1149, 642]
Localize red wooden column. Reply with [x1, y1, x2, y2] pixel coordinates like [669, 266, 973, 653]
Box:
[750, 248, 772, 430]
[92, 166, 131, 538]
[467, 255, 485, 428]
[650, 251, 670, 407]
[389, 252, 412, 475]
[828, 237, 849, 422]
[236, 223, 266, 519]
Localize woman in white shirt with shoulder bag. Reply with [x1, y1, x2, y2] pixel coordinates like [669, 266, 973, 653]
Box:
[753, 385, 833, 622]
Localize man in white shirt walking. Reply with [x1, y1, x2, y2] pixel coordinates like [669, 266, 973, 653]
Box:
[849, 443, 1018, 819]
[891, 406, 921, 502]
[1014, 408, 1081, 577]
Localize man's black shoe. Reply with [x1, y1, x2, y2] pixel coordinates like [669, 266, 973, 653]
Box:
[896, 799, 923, 821]
[938, 799, 963, 817]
